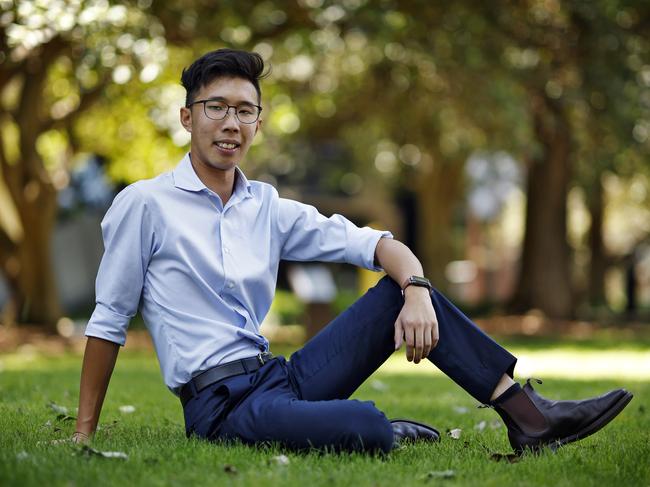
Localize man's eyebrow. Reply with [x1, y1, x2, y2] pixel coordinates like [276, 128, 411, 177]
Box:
[204, 96, 257, 106]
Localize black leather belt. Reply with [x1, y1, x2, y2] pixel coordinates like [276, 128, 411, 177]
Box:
[180, 352, 274, 407]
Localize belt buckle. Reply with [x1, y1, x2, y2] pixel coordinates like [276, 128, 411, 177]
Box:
[257, 353, 265, 366]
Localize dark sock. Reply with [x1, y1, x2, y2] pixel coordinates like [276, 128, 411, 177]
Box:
[493, 383, 547, 434]
[493, 382, 521, 404]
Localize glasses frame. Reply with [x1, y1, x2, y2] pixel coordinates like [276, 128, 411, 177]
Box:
[187, 99, 262, 124]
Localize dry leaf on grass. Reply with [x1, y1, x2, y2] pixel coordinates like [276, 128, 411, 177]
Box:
[447, 428, 462, 439]
[224, 464, 238, 475]
[419, 470, 455, 480]
[47, 402, 69, 415]
[16, 451, 29, 460]
[118, 405, 136, 414]
[78, 445, 128, 460]
[474, 420, 487, 432]
[270, 454, 290, 466]
[36, 438, 70, 446]
[370, 380, 389, 392]
[490, 419, 503, 429]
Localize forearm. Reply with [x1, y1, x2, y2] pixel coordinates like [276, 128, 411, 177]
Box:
[374, 237, 425, 289]
[375, 237, 438, 361]
[75, 336, 120, 437]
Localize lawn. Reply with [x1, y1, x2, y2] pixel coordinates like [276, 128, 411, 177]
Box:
[0, 338, 648, 487]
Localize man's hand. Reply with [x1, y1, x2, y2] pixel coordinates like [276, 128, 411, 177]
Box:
[71, 431, 91, 444]
[394, 286, 439, 363]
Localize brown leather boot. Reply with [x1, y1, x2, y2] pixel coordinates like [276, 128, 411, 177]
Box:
[493, 379, 633, 453]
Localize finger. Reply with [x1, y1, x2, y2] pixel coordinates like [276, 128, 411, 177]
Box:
[423, 326, 432, 359]
[405, 327, 415, 362]
[414, 326, 424, 364]
[394, 321, 404, 350]
[431, 322, 439, 349]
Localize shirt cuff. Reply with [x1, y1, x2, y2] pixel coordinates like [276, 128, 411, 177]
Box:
[346, 228, 393, 271]
[84, 302, 131, 346]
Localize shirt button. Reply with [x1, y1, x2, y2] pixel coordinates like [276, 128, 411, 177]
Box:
[227, 282, 234, 289]
[224, 247, 230, 254]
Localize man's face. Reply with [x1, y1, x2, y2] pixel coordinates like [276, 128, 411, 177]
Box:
[180, 76, 260, 173]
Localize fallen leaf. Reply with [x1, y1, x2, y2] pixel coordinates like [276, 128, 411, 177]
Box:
[79, 445, 128, 460]
[453, 406, 469, 414]
[489, 419, 503, 430]
[36, 438, 70, 446]
[16, 451, 29, 460]
[48, 402, 69, 415]
[419, 470, 455, 480]
[119, 405, 136, 414]
[96, 421, 119, 432]
[57, 414, 76, 422]
[370, 380, 389, 392]
[490, 452, 521, 463]
[474, 420, 487, 432]
[270, 454, 290, 466]
[447, 428, 462, 439]
[223, 464, 238, 475]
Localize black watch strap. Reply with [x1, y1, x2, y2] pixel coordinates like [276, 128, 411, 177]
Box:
[401, 276, 432, 294]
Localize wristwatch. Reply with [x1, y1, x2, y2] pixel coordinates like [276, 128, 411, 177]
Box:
[401, 276, 433, 295]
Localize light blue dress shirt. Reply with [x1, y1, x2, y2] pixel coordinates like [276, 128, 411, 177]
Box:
[85, 154, 392, 394]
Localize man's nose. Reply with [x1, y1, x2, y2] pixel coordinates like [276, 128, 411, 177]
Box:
[221, 107, 240, 130]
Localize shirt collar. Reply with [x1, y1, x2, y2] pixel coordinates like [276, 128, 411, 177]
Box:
[172, 153, 253, 199]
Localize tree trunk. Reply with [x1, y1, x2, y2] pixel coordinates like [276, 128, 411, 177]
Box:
[1, 178, 62, 329]
[414, 161, 464, 290]
[510, 94, 574, 319]
[587, 175, 607, 307]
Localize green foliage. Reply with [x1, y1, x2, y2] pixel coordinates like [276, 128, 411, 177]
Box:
[270, 289, 305, 325]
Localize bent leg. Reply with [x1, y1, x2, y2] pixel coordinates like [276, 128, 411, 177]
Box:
[288, 276, 402, 401]
[289, 276, 517, 404]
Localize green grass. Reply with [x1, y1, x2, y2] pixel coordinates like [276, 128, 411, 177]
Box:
[0, 342, 649, 487]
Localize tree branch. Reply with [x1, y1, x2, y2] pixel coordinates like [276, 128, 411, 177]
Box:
[40, 75, 110, 133]
[14, 35, 70, 181]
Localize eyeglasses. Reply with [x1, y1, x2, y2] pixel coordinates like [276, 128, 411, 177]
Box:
[187, 99, 262, 124]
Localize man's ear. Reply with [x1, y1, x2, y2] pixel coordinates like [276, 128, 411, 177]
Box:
[254, 118, 262, 136]
[180, 106, 192, 133]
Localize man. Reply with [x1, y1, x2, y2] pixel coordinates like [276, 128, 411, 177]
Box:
[73, 49, 632, 454]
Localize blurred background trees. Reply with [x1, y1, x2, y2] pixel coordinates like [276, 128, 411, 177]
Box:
[0, 0, 648, 330]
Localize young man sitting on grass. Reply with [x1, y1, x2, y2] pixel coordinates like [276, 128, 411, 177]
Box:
[73, 48, 633, 454]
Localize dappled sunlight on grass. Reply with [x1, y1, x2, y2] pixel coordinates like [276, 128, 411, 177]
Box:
[379, 347, 650, 381]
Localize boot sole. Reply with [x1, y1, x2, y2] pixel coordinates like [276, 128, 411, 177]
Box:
[527, 390, 634, 453]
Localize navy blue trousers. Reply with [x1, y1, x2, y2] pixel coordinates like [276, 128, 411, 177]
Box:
[182, 276, 517, 453]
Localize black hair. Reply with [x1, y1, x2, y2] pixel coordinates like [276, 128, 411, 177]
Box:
[180, 49, 267, 106]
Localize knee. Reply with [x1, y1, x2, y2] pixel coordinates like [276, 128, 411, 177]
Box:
[343, 402, 394, 454]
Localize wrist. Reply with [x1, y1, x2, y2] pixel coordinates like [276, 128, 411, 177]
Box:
[403, 285, 431, 300]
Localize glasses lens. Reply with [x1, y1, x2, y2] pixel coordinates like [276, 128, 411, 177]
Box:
[204, 101, 228, 120]
[236, 105, 259, 124]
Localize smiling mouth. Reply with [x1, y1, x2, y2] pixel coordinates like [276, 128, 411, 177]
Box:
[215, 141, 240, 150]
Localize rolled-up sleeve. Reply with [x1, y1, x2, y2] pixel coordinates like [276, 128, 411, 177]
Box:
[276, 197, 392, 271]
[85, 184, 155, 346]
